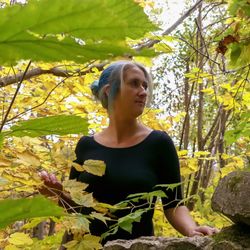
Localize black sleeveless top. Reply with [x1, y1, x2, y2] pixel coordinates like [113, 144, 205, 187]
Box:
[70, 130, 183, 242]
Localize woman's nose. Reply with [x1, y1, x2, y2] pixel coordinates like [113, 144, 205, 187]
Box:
[138, 86, 147, 96]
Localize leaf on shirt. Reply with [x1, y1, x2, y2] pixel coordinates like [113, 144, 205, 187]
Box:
[64, 214, 90, 233]
[155, 182, 182, 191]
[71, 192, 95, 207]
[117, 208, 149, 233]
[72, 162, 85, 172]
[90, 212, 111, 225]
[62, 179, 88, 194]
[82, 160, 106, 176]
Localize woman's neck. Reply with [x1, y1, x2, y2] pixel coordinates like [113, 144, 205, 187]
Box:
[106, 116, 141, 144]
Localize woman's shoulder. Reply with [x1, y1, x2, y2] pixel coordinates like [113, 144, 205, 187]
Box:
[151, 130, 172, 141]
[75, 135, 95, 148]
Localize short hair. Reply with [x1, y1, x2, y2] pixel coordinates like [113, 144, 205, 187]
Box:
[90, 61, 153, 110]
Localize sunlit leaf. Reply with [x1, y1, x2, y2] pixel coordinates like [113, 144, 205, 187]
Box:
[22, 217, 47, 229]
[0, 155, 12, 167]
[0, 195, 65, 229]
[0, 0, 157, 65]
[64, 214, 90, 233]
[8, 115, 88, 137]
[82, 160, 106, 176]
[71, 192, 95, 207]
[8, 232, 33, 246]
[15, 150, 40, 167]
[153, 42, 172, 53]
[63, 234, 102, 250]
[63, 179, 88, 193]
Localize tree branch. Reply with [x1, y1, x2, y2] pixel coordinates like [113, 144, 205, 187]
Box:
[0, 63, 106, 88]
[135, 0, 204, 51]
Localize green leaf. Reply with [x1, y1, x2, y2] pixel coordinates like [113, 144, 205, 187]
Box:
[230, 44, 242, 65]
[0, 0, 157, 65]
[118, 208, 148, 233]
[90, 212, 111, 226]
[7, 115, 88, 137]
[155, 182, 182, 191]
[0, 195, 65, 229]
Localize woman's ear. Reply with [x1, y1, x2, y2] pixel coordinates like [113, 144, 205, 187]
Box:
[103, 84, 110, 96]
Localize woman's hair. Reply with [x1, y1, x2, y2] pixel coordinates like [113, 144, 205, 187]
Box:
[90, 61, 153, 110]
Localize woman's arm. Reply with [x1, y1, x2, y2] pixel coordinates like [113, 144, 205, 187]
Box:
[164, 205, 219, 236]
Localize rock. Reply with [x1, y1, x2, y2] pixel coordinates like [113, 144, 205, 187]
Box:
[103, 236, 213, 250]
[103, 171, 250, 250]
[206, 224, 250, 250]
[211, 171, 250, 226]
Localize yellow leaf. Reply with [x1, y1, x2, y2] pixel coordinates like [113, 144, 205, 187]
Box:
[180, 158, 198, 176]
[201, 88, 214, 95]
[153, 42, 172, 53]
[83, 160, 106, 176]
[133, 56, 153, 67]
[0, 156, 12, 167]
[178, 150, 188, 157]
[22, 217, 46, 229]
[173, 112, 186, 123]
[81, 234, 102, 249]
[84, 73, 97, 85]
[64, 234, 102, 250]
[71, 192, 95, 207]
[194, 151, 210, 157]
[63, 240, 79, 249]
[64, 215, 90, 232]
[16, 150, 40, 167]
[63, 179, 88, 193]
[5, 245, 20, 250]
[8, 233, 33, 246]
[72, 162, 86, 172]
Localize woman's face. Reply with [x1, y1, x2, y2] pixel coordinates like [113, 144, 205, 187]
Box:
[113, 65, 148, 118]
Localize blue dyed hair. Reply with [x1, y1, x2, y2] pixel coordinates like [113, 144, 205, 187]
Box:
[90, 61, 153, 110]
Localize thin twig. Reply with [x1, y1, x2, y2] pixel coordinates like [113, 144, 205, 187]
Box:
[0, 60, 32, 132]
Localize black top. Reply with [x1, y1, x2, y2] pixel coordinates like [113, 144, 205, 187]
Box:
[70, 130, 183, 242]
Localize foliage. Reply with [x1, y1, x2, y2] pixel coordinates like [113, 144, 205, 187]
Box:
[0, 0, 157, 65]
[0, 195, 65, 229]
[0, 0, 249, 249]
[2, 115, 88, 142]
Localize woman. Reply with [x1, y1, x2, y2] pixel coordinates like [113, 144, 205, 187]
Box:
[40, 61, 218, 245]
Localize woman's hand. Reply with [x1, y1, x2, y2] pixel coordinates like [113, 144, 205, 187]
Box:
[164, 206, 219, 237]
[38, 170, 63, 197]
[187, 225, 219, 236]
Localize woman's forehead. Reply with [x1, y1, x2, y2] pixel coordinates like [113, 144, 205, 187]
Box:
[123, 65, 146, 80]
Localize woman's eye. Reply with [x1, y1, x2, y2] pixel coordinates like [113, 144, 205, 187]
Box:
[131, 80, 139, 87]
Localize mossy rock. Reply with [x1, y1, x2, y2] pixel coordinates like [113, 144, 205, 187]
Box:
[208, 225, 250, 249]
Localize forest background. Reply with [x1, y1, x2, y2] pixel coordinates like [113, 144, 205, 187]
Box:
[0, 0, 249, 249]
